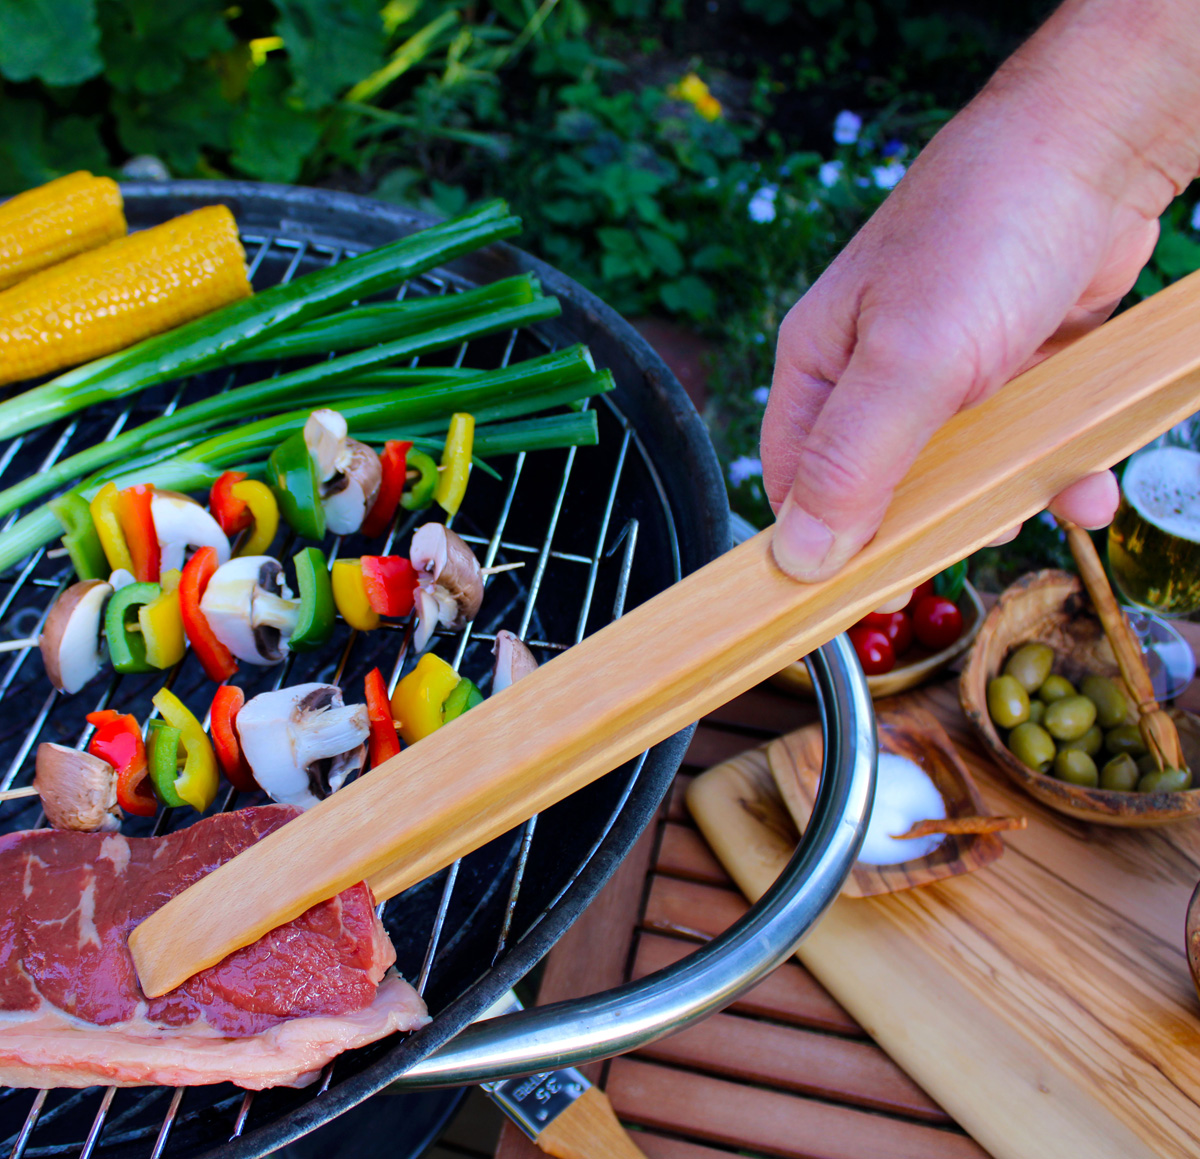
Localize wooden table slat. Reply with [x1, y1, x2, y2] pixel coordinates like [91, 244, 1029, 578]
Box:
[655, 822, 727, 883]
[635, 1011, 949, 1122]
[606, 1058, 988, 1159]
[630, 931, 860, 1036]
[643, 874, 748, 942]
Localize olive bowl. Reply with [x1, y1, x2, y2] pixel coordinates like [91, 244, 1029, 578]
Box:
[960, 569, 1200, 827]
[772, 580, 985, 700]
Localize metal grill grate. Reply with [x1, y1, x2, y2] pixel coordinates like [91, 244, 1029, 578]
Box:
[0, 201, 690, 1159]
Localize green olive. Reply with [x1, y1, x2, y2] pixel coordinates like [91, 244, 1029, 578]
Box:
[1008, 722, 1057, 773]
[1099, 753, 1139, 792]
[1137, 753, 1160, 776]
[1038, 674, 1076, 703]
[1079, 674, 1128, 730]
[987, 675, 1030, 729]
[1105, 725, 1148, 758]
[1027, 699, 1046, 726]
[1003, 643, 1055, 693]
[1054, 749, 1098, 787]
[1059, 725, 1102, 757]
[1136, 767, 1193, 794]
[1043, 695, 1097, 742]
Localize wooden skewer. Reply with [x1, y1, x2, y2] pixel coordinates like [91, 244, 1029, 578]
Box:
[0, 638, 38, 653]
[892, 815, 1027, 839]
[480, 561, 524, 577]
[129, 267, 1200, 1000]
[1060, 520, 1188, 772]
[0, 786, 40, 802]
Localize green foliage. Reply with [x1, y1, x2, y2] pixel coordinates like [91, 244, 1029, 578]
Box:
[0, 0, 102, 87]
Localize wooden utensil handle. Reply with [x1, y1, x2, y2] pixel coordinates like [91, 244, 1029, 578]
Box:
[130, 268, 1200, 999]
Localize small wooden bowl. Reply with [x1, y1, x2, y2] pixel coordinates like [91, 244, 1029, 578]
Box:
[771, 581, 985, 699]
[767, 702, 1007, 896]
[960, 569, 1200, 827]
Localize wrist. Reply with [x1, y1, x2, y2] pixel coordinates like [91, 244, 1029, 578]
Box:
[988, 0, 1200, 210]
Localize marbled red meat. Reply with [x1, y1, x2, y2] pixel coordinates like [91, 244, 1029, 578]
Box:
[0, 806, 428, 1088]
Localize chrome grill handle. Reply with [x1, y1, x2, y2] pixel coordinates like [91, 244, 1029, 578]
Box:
[393, 634, 876, 1086]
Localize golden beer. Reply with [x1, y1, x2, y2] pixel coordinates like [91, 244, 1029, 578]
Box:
[1108, 446, 1200, 617]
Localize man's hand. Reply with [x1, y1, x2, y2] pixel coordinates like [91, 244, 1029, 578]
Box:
[764, 0, 1200, 580]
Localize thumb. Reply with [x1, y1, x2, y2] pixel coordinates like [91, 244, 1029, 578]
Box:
[771, 324, 967, 581]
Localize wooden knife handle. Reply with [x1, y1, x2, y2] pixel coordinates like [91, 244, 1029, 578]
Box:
[130, 268, 1200, 999]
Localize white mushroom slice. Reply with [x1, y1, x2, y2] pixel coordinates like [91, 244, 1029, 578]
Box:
[39, 580, 112, 694]
[34, 743, 120, 832]
[492, 630, 538, 693]
[108, 569, 136, 591]
[151, 492, 230, 575]
[410, 524, 484, 651]
[304, 408, 349, 483]
[199, 556, 300, 664]
[322, 440, 382, 535]
[236, 684, 369, 810]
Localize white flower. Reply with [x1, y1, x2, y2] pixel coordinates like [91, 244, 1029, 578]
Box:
[1191, 202, 1200, 231]
[833, 110, 862, 145]
[818, 160, 843, 188]
[872, 161, 906, 190]
[752, 386, 771, 405]
[727, 456, 763, 487]
[747, 185, 778, 223]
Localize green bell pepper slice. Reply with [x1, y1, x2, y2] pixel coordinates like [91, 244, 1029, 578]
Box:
[49, 492, 109, 581]
[104, 581, 162, 674]
[400, 450, 439, 512]
[289, 545, 335, 651]
[442, 677, 484, 724]
[268, 431, 325, 541]
[146, 719, 186, 808]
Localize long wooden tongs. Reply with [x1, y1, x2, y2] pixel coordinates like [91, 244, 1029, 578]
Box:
[129, 269, 1200, 999]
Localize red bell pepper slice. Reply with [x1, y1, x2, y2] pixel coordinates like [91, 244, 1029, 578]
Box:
[365, 667, 401, 768]
[116, 484, 160, 583]
[210, 684, 256, 792]
[210, 470, 252, 536]
[361, 555, 418, 618]
[179, 545, 238, 682]
[361, 441, 412, 538]
[86, 709, 155, 816]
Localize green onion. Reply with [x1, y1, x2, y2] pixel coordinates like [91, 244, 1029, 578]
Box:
[232, 274, 541, 363]
[0, 201, 521, 440]
[0, 298, 557, 519]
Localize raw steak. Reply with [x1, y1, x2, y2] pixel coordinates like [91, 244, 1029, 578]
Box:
[0, 806, 428, 1088]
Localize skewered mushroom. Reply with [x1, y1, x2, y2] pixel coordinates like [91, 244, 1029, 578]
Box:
[34, 743, 120, 831]
[39, 579, 112, 693]
[151, 492, 230, 574]
[303, 409, 383, 535]
[410, 523, 484, 652]
[492, 630, 538, 693]
[199, 556, 299, 664]
[235, 683, 369, 810]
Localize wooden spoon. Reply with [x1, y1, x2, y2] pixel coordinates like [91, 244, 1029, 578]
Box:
[1186, 880, 1200, 1004]
[129, 267, 1200, 999]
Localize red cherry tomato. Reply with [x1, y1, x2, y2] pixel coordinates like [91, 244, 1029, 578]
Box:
[848, 625, 895, 675]
[905, 580, 935, 610]
[911, 595, 963, 650]
[875, 610, 913, 657]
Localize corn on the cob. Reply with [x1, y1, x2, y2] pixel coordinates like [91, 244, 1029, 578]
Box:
[0, 172, 126, 293]
[0, 205, 250, 387]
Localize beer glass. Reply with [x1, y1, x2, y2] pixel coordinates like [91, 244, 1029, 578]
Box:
[1107, 418, 1200, 699]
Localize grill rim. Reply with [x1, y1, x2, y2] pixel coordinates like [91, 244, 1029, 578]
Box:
[0, 181, 728, 1159]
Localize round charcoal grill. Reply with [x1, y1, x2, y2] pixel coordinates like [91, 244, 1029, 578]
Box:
[0, 184, 875, 1159]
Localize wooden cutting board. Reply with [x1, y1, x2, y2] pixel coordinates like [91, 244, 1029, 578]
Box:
[687, 680, 1200, 1159]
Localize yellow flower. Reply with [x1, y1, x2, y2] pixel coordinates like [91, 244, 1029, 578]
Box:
[670, 72, 722, 121]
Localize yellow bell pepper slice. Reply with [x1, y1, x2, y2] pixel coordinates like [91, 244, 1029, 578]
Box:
[391, 653, 461, 745]
[151, 687, 219, 812]
[331, 558, 380, 631]
[138, 568, 185, 670]
[434, 412, 474, 517]
[89, 481, 134, 573]
[230, 478, 279, 557]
